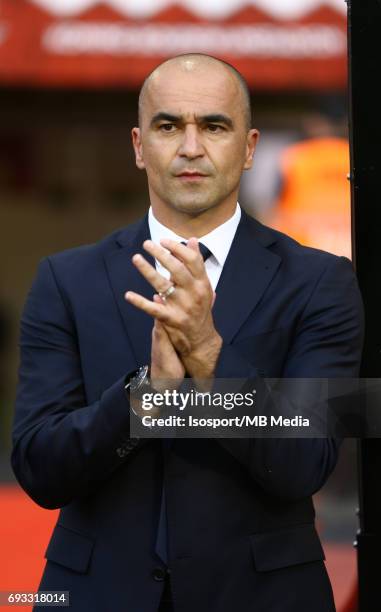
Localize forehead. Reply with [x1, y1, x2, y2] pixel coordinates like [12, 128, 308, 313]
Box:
[142, 63, 241, 122]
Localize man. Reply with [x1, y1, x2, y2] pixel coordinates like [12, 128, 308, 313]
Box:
[12, 54, 363, 612]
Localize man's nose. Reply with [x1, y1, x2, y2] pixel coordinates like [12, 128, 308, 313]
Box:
[177, 125, 205, 159]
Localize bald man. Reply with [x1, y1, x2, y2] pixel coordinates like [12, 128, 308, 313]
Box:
[12, 55, 363, 612]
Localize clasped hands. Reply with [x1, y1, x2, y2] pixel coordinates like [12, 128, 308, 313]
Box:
[125, 238, 222, 391]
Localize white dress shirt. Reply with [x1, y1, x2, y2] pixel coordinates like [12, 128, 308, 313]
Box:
[148, 204, 241, 291]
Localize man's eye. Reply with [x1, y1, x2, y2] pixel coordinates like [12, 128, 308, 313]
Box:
[207, 124, 223, 133]
[159, 124, 176, 132]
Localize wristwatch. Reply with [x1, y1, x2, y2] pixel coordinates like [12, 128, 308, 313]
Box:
[124, 365, 152, 420]
[125, 365, 151, 395]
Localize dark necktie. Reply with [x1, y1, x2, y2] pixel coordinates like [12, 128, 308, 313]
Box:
[155, 242, 212, 566]
[180, 240, 212, 262]
[197, 242, 213, 263]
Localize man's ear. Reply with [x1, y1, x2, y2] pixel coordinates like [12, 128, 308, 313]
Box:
[131, 127, 146, 170]
[244, 128, 260, 171]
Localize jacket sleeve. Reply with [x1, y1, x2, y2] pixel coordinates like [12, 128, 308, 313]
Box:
[214, 255, 364, 500]
[11, 257, 142, 510]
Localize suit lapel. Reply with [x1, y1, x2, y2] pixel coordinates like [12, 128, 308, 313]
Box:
[104, 215, 154, 367]
[213, 212, 281, 343]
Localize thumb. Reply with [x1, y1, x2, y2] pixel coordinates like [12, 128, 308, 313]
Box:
[152, 314, 163, 334]
[152, 315, 170, 340]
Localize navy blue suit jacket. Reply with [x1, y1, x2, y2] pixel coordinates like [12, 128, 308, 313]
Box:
[12, 211, 364, 612]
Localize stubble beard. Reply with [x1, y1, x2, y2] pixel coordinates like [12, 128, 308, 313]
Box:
[163, 179, 230, 216]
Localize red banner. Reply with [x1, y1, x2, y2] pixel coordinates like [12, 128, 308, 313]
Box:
[0, 1, 348, 89]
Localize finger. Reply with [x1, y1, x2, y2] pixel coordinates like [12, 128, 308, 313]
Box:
[158, 238, 205, 278]
[211, 291, 217, 308]
[124, 291, 169, 322]
[142, 240, 192, 286]
[186, 237, 201, 253]
[132, 254, 174, 295]
[153, 293, 166, 305]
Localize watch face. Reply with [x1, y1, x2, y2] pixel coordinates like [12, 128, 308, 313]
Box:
[130, 365, 149, 393]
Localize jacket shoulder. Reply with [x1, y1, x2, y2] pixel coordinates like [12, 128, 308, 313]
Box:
[49, 218, 143, 264]
[29, 217, 147, 296]
[248, 213, 352, 270]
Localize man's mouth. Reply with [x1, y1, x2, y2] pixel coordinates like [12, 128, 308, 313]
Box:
[176, 171, 208, 181]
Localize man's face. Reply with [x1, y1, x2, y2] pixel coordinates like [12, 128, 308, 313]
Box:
[132, 61, 259, 216]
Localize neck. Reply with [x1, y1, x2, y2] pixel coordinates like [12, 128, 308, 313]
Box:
[150, 199, 238, 238]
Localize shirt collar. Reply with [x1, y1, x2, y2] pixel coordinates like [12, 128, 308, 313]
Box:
[148, 203, 241, 267]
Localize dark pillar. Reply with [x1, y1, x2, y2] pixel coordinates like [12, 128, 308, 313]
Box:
[348, 1, 381, 609]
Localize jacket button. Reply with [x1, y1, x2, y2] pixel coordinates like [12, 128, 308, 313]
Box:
[116, 447, 127, 458]
[152, 567, 166, 581]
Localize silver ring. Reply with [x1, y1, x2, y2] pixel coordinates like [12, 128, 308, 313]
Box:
[159, 285, 176, 301]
